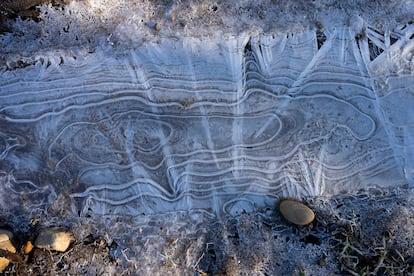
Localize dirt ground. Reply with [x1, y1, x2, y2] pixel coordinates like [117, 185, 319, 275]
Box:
[0, 187, 413, 275]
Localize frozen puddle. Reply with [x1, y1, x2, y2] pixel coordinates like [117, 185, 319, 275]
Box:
[1, 26, 413, 218]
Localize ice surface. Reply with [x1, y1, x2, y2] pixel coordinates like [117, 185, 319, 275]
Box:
[0, 2, 413, 219]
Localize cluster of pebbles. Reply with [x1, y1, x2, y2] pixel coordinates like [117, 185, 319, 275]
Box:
[0, 227, 74, 272]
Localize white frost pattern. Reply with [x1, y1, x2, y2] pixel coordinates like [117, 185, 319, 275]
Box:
[0, 26, 412, 217]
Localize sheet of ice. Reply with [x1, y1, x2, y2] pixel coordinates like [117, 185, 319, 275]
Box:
[0, 8, 413, 218]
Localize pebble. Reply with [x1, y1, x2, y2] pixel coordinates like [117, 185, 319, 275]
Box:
[155, 23, 162, 31]
[170, 12, 176, 22]
[0, 258, 9, 273]
[23, 240, 34, 254]
[35, 227, 74, 252]
[0, 229, 16, 272]
[0, 230, 16, 253]
[278, 198, 315, 226]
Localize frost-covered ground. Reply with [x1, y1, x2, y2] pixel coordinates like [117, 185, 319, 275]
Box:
[0, 0, 414, 275]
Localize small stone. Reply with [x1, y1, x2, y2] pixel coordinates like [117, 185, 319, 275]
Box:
[278, 198, 315, 226]
[35, 227, 75, 252]
[0, 229, 16, 273]
[0, 257, 9, 273]
[154, 23, 162, 31]
[23, 240, 34, 254]
[0, 229, 16, 253]
[170, 12, 176, 22]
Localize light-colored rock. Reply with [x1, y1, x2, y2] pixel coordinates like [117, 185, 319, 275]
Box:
[0, 257, 9, 273]
[0, 229, 16, 253]
[154, 23, 162, 31]
[0, 230, 12, 242]
[0, 229, 16, 272]
[23, 240, 34, 254]
[35, 227, 75, 252]
[278, 199, 315, 226]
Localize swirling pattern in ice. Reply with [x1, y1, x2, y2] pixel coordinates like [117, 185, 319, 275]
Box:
[0, 27, 412, 217]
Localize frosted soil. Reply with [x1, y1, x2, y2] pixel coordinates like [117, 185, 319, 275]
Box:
[0, 0, 414, 274]
[2, 189, 414, 275]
